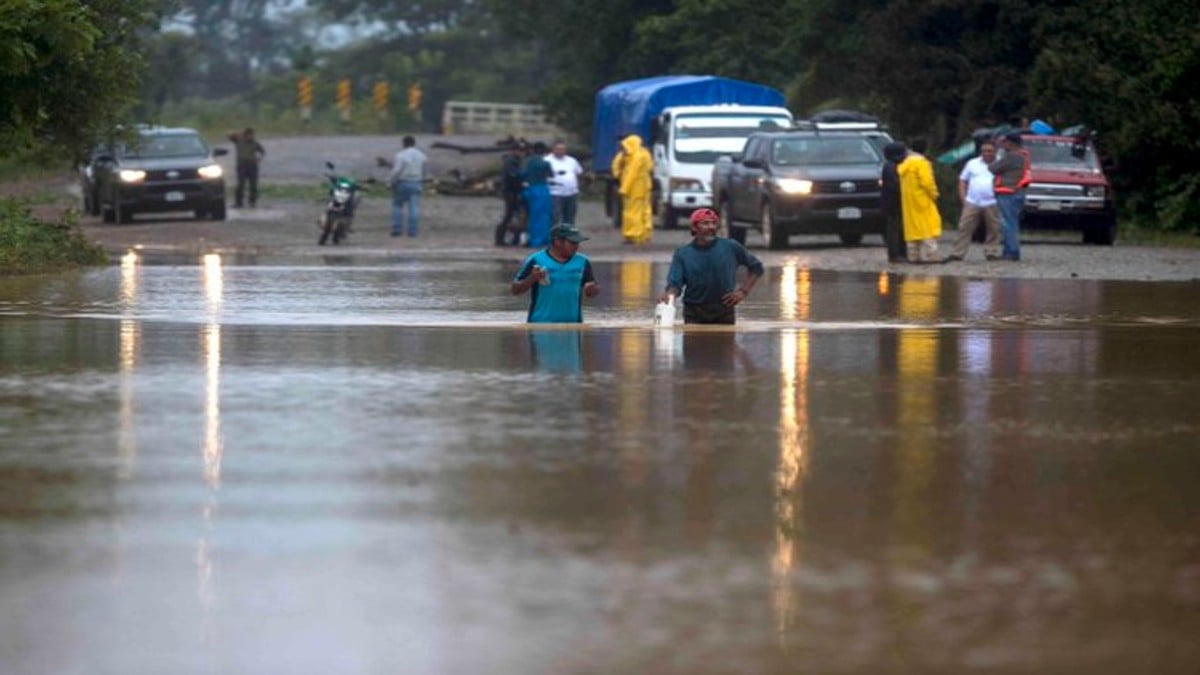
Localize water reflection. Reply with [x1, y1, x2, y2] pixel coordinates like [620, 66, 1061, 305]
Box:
[199, 253, 223, 614]
[529, 330, 582, 374]
[118, 251, 141, 479]
[773, 327, 811, 644]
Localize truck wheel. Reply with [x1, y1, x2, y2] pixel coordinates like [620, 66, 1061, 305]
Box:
[657, 203, 678, 229]
[115, 202, 132, 224]
[102, 205, 115, 223]
[719, 199, 746, 244]
[1088, 215, 1116, 246]
[839, 234, 863, 246]
[761, 201, 787, 250]
[210, 201, 226, 221]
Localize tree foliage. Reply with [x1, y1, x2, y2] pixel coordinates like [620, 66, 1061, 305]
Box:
[0, 0, 158, 159]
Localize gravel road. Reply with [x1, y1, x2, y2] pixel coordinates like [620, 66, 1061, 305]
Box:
[67, 134, 1200, 282]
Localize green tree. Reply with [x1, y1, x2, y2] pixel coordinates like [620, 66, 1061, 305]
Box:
[0, 0, 159, 158]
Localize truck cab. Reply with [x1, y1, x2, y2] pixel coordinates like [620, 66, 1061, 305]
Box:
[650, 105, 793, 228]
[1020, 134, 1116, 245]
[712, 123, 889, 249]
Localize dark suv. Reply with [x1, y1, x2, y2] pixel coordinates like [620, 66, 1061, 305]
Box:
[712, 129, 886, 249]
[82, 126, 228, 223]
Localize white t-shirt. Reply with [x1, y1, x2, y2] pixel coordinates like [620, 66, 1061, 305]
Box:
[959, 156, 996, 207]
[545, 154, 583, 197]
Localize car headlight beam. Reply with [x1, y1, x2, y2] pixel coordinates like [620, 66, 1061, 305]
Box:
[198, 164, 223, 179]
[119, 169, 146, 183]
[774, 178, 814, 195]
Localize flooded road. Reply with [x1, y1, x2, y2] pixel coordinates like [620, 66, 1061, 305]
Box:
[2, 253, 1199, 674]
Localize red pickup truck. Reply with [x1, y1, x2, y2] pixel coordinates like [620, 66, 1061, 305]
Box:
[1020, 133, 1116, 245]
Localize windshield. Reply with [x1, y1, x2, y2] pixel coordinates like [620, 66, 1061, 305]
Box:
[771, 137, 881, 166]
[124, 134, 209, 159]
[672, 113, 792, 164]
[1024, 139, 1099, 169]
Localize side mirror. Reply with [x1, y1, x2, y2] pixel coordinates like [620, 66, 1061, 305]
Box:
[325, 161, 335, 171]
[213, 148, 229, 157]
[730, 153, 742, 163]
[742, 158, 765, 169]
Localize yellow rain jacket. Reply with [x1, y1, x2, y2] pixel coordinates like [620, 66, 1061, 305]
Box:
[897, 154, 942, 242]
[612, 135, 653, 244]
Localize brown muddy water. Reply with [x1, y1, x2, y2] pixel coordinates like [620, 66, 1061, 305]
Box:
[1, 252, 1199, 674]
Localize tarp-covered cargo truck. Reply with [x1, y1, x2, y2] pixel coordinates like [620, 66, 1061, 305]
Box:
[592, 75, 792, 228]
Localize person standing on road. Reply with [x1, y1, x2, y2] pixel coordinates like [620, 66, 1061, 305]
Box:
[988, 131, 1031, 261]
[880, 141, 908, 263]
[494, 142, 528, 246]
[511, 225, 600, 323]
[897, 138, 943, 263]
[944, 140, 1002, 262]
[227, 128, 265, 208]
[545, 141, 584, 226]
[612, 134, 653, 245]
[521, 142, 554, 248]
[659, 208, 763, 325]
[387, 135, 427, 237]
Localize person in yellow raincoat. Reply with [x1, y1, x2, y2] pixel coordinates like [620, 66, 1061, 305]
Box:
[897, 138, 943, 263]
[611, 134, 653, 245]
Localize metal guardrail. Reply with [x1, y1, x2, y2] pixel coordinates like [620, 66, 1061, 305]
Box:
[441, 101, 563, 136]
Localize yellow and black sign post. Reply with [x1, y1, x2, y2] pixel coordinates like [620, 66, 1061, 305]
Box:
[337, 78, 352, 125]
[297, 76, 313, 124]
[373, 81, 389, 124]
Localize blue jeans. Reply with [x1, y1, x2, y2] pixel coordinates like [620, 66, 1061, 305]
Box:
[996, 192, 1024, 260]
[392, 180, 423, 236]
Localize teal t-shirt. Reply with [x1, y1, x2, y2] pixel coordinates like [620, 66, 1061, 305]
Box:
[515, 250, 595, 323]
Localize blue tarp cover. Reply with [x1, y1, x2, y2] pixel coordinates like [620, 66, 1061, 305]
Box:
[591, 75, 786, 172]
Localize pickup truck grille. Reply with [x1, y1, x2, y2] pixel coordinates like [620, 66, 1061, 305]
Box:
[1028, 182, 1084, 197]
[813, 179, 879, 194]
[146, 168, 202, 182]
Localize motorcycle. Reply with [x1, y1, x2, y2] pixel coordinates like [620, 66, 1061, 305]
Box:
[318, 162, 369, 245]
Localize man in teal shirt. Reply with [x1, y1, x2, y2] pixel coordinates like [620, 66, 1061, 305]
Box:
[512, 225, 600, 323]
[659, 208, 763, 324]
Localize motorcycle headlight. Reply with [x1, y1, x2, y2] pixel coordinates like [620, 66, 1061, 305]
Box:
[333, 188, 351, 201]
[775, 178, 813, 195]
[119, 169, 146, 183]
[198, 164, 223, 179]
[1086, 186, 1106, 199]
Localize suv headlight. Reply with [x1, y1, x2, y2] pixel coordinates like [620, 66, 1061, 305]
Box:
[1085, 185, 1106, 199]
[119, 169, 146, 183]
[198, 164, 223, 179]
[774, 178, 813, 195]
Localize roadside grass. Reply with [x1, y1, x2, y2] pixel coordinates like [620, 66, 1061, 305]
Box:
[1118, 223, 1200, 249]
[0, 198, 107, 275]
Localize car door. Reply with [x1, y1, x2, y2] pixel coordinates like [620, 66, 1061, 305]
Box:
[730, 137, 763, 221]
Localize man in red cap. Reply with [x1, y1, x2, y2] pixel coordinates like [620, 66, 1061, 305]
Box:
[658, 208, 764, 325]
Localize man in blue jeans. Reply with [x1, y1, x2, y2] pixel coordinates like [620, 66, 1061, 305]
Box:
[988, 131, 1031, 260]
[387, 135, 427, 237]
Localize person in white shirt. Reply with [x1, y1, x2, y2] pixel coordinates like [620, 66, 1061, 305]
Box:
[387, 135, 427, 237]
[944, 139, 1002, 261]
[544, 141, 584, 226]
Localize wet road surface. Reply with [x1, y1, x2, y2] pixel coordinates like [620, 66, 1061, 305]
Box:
[2, 254, 1199, 674]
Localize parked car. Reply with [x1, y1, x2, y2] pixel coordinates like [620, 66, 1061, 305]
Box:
[712, 127, 887, 249]
[1020, 133, 1116, 245]
[83, 126, 228, 223]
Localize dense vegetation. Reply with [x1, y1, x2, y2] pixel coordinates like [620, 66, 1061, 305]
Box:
[1, 0, 1196, 236]
[0, 199, 107, 274]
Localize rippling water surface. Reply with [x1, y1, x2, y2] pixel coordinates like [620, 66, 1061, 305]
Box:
[2, 253, 1198, 674]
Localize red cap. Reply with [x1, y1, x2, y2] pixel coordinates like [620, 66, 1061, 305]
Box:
[690, 208, 719, 226]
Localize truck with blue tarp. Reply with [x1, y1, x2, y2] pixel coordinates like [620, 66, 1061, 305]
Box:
[592, 75, 792, 228]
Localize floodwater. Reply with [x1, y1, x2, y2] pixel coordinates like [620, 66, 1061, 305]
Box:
[2, 252, 1199, 674]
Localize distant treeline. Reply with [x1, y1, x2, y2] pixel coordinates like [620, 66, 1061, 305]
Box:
[2, 0, 1195, 231]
